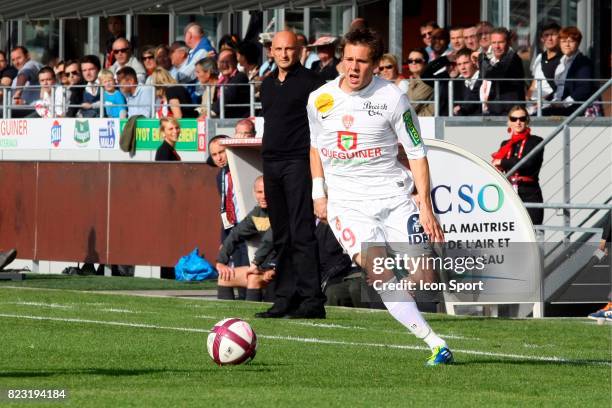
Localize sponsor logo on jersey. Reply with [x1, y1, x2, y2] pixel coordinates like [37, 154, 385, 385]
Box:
[74, 119, 91, 146]
[98, 120, 116, 148]
[315, 93, 334, 114]
[363, 101, 387, 117]
[50, 120, 62, 147]
[402, 110, 421, 146]
[320, 147, 382, 161]
[407, 213, 428, 244]
[342, 114, 354, 129]
[337, 131, 358, 151]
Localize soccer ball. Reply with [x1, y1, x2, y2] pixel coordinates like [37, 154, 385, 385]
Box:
[207, 318, 257, 365]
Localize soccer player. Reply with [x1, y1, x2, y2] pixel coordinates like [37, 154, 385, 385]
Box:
[308, 28, 453, 366]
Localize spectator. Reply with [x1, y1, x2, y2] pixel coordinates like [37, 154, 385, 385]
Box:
[419, 20, 440, 61]
[118, 66, 154, 117]
[430, 28, 451, 61]
[528, 22, 562, 110]
[63, 60, 84, 118]
[30, 66, 61, 118]
[155, 44, 172, 71]
[406, 48, 434, 116]
[151, 67, 197, 119]
[479, 27, 525, 115]
[194, 57, 218, 118]
[111, 38, 146, 84]
[0, 50, 17, 106]
[155, 117, 182, 161]
[476, 21, 494, 50]
[234, 118, 256, 138]
[98, 69, 127, 118]
[104, 16, 126, 68]
[492, 106, 543, 225]
[10, 46, 42, 116]
[184, 22, 217, 66]
[309, 36, 340, 81]
[218, 34, 239, 52]
[54, 61, 70, 86]
[258, 33, 276, 78]
[169, 41, 194, 84]
[79, 55, 102, 118]
[141, 47, 158, 84]
[422, 32, 454, 115]
[453, 48, 482, 116]
[543, 26, 595, 116]
[216, 176, 276, 302]
[236, 41, 260, 82]
[378, 53, 409, 93]
[212, 49, 249, 118]
[207, 135, 250, 294]
[463, 24, 480, 51]
[449, 26, 465, 51]
[296, 33, 319, 69]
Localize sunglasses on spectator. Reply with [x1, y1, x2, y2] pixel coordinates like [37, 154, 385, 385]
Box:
[142, 55, 154, 60]
[421, 31, 433, 38]
[113, 48, 130, 54]
[66, 71, 80, 77]
[378, 64, 394, 71]
[407, 59, 425, 64]
[509, 116, 527, 122]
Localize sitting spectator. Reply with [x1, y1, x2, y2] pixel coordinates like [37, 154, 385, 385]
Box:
[155, 44, 172, 71]
[30, 66, 63, 118]
[141, 47, 158, 84]
[151, 67, 197, 118]
[79, 55, 102, 118]
[0, 50, 17, 106]
[543, 26, 595, 116]
[117, 66, 153, 117]
[449, 26, 465, 52]
[492, 106, 543, 225]
[155, 117, 181, 161]
[258, 33, 276, 78]
[10, 46, 42, 117]
[419, 20, 440, 62]
[194, 57, 218, 118]
[216, 176, 276, 302]
[406, 48, 434, 116]
[479, 27, 525, 115]
[63, 60, 85, 118]
[528, 22, 562, 110]
[309, 36, 340, 81]
[234, 118, 256, 138]
[212, 49, 249, 118]
[54, 61, 70, 86]
[378, 53, 409, 93]
[98, 69, 127, 118]
[169, 41, 195, 84]
[453, 48, 482, 116]
[430, 28, 451, 61]
[297, 33, 319, 69]
[111, 38, 146, 84]
[237, 41, 260, 82]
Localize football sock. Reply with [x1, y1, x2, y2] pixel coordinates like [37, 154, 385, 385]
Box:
[245, 288, 263, 302]
[236, 287, 247, 300]
[217, 286, 235, 300]
[377, 277, 446, 351]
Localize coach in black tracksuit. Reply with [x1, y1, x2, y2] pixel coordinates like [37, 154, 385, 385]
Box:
[258, 31, 327, 318]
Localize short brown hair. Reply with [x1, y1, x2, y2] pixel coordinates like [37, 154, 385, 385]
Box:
[559, 26, 582, 45]
[340, 28, 384, 63]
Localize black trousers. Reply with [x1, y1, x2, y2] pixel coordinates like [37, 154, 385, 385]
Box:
[519, 184, 544, 225]
[263, 158, 325, 312]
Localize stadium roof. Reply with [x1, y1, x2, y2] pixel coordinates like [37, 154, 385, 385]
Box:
[0, 0, 366, 20]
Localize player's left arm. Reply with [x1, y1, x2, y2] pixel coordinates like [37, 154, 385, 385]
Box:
[392, 94, 444, 242]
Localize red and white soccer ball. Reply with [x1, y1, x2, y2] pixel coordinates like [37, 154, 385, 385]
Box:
[207, 318, 257, 365]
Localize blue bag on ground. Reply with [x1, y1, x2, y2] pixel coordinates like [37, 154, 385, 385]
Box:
[175, 248, 218, 281]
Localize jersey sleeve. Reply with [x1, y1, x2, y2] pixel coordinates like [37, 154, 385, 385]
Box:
[307, 95, 323, 149]
[391, 93, 427, 160]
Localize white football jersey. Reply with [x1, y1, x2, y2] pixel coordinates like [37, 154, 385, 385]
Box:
[308, 75, 427, 201]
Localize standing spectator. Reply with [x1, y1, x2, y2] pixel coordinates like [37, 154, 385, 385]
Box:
[141, 47, 158, 84]
[420, 21, 440, 62]
[258, 33, 276, 78]
[479, 27, 525, 115]
[63, 60, 84, 118]
[543, 26, 595, 116]
[297, 34, 319, 69]
[309, 36, 340, 81]
[528, 22, 562, 110]
[194, 57, 218, 118]
[453, 48, 482, 116]
[463, 25, 480, 52]
[98, 69, 127, 118]
[378, 53, 409, 93]
[79, 55, 102, 118]
[449, 26, 465, 51]
[169, 41, 194, 84]
[492, 106, 543, 225]
[104, 16, 126, 68]
[212, 49, 249, 118]
[31, 66, 61, 118]
[406, 49, 434, 116]
[234, 118, 256, 138]
[422, 31, 454, 115]
[117, 66, 153, 117]
[151, 67, 196, 119]
[155, 117, 182, 161]
[476, 21, 494, 50]
[155, 45, 172, 71]
[184, 23, 217, 66]
[10, 46, 42, 116]
[236, 41, 260, 82]
[218, 34, 239, 52]
[430, 28, 451, 61]
[258, 31, 326, 319]
[111, 38, 146, 84]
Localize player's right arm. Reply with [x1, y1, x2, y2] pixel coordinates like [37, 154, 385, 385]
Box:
[307, 96, 327, 221]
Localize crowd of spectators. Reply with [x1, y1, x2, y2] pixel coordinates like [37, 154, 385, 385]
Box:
[0, 17, 605, 120]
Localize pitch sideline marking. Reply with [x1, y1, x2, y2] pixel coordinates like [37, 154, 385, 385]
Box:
[0, 313, 607, 366]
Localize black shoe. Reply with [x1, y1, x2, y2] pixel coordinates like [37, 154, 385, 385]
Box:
[254, 309, 288, 318]
[0, 249, 17, 271]
[286, 307, 326, 319]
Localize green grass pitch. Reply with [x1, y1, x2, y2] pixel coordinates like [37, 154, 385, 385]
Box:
[0, 281, 610, 407]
